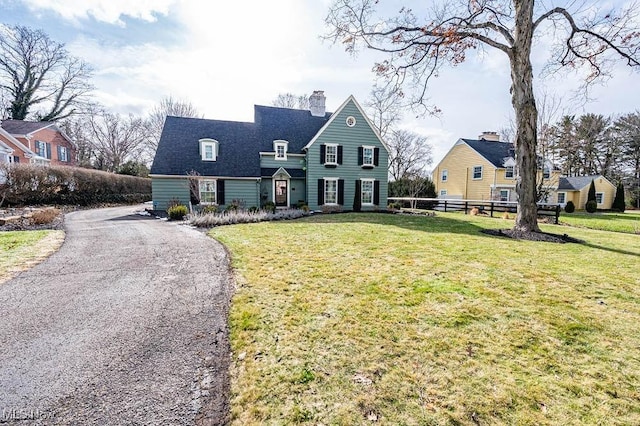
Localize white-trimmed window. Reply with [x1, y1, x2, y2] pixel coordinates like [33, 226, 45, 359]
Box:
[325, 178, 338, 204]
[557, 192, 566, 204]
[200, 139, 218, 161]
[362, 146, 374, 166]
[596, 192, 604, 204]
[440, 189, 447, 198]
[472, 166, 483, 180]
[505, 166, 514, 179]
[441, 169, 448, 182]
[58, 146, 69, 162]
[199, 179, 217, 204]
[35, 140, 51, 159]
[499, 189, 510, 202]
[325, 144, 337, 165]
[274, 140, 288, 160]
[361, 179, 374, 205]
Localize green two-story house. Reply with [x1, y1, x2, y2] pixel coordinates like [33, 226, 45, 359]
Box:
[150, 92, 389, 211]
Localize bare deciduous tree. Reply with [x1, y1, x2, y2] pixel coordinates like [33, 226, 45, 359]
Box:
[0, 24, 92, 121]
[365, 84, 403, 139]
[58, 116, 94, 168]
[147, 96, 202, 153]
[87, 107, 150, 172]
[388, 129, 433, 181]
[271, 93, 310, 110]
[326, 0, 640, 233]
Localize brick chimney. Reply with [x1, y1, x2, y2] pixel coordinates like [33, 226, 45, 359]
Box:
[309, 91, 326, 117]
[478, 131, 500, 142]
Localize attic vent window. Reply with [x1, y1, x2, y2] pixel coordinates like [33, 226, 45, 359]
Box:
[346, 116, 356, 127]
[200, 139, 219, 161]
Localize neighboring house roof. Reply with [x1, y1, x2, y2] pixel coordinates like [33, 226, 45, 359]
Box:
[558, 175, 609, 191]
[462, 139, 515, 168]
[1, 119, 77, 149]
[1, 120, 57, 135]
[0, 125, 34, 156]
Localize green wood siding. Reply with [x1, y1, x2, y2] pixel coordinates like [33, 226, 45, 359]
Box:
[152, 177, 259, 210]
[260, 154, 305, 169]
[260, 180, 272, 207]
[306, 100, 388, 210]
[224, 179, 260, 209]
[152, 178, 190, 211]
[290, 178, 306, 207]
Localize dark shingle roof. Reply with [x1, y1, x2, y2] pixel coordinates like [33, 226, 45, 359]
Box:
[558, 175, 601, 191]
[150, 116, 259, 177]
[151, 105, 331, 178]
[254, 105, 330, 153]
[462, 139, 514, 168]
[1, 120, 54, 135]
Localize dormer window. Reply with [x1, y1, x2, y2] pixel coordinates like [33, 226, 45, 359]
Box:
[200, 138, 218, 161]
[505, 166, 514, 179]
[273, 140, 288, 160]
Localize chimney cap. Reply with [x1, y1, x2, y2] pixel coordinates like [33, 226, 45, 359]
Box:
[478, 131, 500, 142]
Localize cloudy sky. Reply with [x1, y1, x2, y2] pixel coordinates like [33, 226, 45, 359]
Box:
[2, 0, 639, 165]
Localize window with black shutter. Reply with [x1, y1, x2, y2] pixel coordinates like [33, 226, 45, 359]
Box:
[216, 180, 225, 205]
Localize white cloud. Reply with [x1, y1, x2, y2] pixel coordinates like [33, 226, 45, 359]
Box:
[22, 0, 174, 25]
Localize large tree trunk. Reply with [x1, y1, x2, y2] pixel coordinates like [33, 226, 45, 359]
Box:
[510, 0, 541, 233]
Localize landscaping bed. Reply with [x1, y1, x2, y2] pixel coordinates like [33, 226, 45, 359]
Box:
[0, 207, 64, 231]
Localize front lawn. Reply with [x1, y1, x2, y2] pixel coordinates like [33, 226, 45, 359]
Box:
[0, 230, 64, 284]
[559, 210, 640, 234]
[211, 212, 640, 425]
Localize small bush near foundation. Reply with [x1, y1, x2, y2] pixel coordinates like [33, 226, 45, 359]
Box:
[168, 204, 188, 220]
[585, 199, 597, 213]
[263, 201, 276, 213]
[564, 201, 575, 213]
[200, 205, 218, 214]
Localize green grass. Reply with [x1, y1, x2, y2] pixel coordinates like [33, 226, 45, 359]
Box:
[0, 230, 64, 283]
[210, 212, 640, 425]
[559, 210, 640, 234]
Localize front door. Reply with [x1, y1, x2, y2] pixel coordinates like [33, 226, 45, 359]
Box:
[275, 180, 288, 207]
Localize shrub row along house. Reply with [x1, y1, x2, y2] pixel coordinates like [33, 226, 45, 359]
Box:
[0, 120, 76, 166]
[150, 92, 389, 211]
[433, 132, 616, 210]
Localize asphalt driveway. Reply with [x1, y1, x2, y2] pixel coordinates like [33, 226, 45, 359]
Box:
[0, 205, 232, 425]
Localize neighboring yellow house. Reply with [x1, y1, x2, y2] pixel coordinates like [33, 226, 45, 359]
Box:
[557, 175, 616, 210]
[433, 132, 561, 203]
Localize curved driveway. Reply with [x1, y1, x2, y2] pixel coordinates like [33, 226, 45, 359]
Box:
[0, 205, 231, 425]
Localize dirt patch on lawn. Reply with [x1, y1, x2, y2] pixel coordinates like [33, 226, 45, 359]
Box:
[481, 228, 584, 243]
[0, 230, 65, 284]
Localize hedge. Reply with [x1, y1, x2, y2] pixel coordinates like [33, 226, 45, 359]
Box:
[0, 164, 151, 206]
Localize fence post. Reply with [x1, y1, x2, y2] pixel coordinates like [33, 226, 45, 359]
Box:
[555, 204, 560, 224]
[464, 201, 468, 214]
[490, 202, 494, 218]
[444, 200, 448, 212]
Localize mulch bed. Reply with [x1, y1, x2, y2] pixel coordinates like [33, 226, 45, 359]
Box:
[481, 228, 584, 244]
